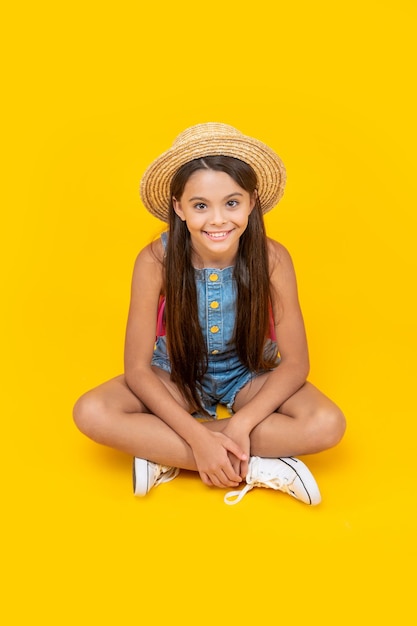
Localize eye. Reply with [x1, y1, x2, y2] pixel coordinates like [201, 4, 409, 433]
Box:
[194, 202, 207, 210]
[226, 200, 239, 207]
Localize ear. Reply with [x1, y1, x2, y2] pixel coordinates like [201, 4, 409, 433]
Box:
[172, 197, 186, 221]
[249, 189, 258, 213]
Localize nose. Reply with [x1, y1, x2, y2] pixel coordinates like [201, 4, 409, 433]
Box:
[209, 207, 227, 225]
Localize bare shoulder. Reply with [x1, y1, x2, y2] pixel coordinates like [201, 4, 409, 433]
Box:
[267, 239, 301, 323]
[132, 237, 165, 292]
[267, 237, 295, 276]
[135, 237, 165, 267]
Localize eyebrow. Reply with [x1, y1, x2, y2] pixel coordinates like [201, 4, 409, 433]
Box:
[188, 192, 244, 202]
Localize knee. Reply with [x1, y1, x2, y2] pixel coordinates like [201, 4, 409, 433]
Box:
[311, 404, 346, 451]
[73, 391, 107, 440]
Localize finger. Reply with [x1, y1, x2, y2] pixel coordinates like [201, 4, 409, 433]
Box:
[204, 463, 240, 488]
[216, 470, 240, 488]
[200, 468, 226, 488]
[224, 439, 248, 462]
[220, 460, 243, 484]
[228, 453, 242, 479]
[200, 472, 213, 487]
[240, 457, 249, 480]
[208, 473, 227, 488]
[232, 459, 241, 477]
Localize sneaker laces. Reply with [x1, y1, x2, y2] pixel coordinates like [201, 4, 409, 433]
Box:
[224, 457, 297, 505]
[224, 482, 254, 505]
[154, 465, 180, 487]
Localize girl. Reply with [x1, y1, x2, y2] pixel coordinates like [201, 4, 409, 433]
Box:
[73, 123, 346, 505]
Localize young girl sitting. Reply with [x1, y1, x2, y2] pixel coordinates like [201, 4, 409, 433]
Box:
[73, 123, 346, 505]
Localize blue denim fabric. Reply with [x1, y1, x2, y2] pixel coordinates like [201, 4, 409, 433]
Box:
[151, 232, 278, 417]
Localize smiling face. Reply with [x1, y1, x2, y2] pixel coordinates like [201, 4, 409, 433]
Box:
[172, 168, 256, 268]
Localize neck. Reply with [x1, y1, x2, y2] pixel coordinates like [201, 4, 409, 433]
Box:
[191, 242, 238, 270]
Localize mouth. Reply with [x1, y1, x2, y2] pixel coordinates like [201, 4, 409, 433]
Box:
[203, 230, 233, 241]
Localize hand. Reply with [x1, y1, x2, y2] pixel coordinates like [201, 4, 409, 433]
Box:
[221, 419, 251, 480]
[191, 430, 247, 488]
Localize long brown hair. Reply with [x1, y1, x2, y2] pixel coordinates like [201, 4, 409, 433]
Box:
[164, 156, 276, 415]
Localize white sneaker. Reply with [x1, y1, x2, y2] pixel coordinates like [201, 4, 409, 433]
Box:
[133, 457, 180, 496]
[224, 456, 321, 506]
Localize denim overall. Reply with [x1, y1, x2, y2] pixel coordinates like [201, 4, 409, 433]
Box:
[151, 232, 278, 417]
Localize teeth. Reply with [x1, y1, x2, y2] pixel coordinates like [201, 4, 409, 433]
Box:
[206, 231, 228, 238]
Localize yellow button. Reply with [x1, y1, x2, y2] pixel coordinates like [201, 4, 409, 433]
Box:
[211, 349, 219, 355]
[210, 301, 219, 309]
[209, 273, 219, 282]
[210, 325, 219, 333]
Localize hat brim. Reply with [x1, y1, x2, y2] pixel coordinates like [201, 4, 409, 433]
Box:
[140, 129, 286, 223]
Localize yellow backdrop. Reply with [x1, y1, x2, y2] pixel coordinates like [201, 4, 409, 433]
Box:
[2, 1, 416, 623]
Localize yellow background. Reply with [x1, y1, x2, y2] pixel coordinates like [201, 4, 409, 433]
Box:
[2, 1, 416, 623]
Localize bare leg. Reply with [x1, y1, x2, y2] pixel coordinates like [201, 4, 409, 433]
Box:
[73, 372, 204, 469]
[233, 378, 346, 458]
[73, 372, 345, 469]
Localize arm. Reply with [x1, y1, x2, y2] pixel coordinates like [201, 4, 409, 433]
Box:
[225, 239, 310, 434]
[124, 241, 246, 485]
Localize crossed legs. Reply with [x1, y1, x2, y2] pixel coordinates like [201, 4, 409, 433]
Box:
[73, 371, 346, 470]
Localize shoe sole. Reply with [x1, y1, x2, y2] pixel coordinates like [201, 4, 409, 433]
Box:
[279, 457, 321, 505]
[132, 457, 150, 496]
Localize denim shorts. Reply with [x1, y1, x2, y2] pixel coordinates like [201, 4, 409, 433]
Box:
[152, 336, 278, 418]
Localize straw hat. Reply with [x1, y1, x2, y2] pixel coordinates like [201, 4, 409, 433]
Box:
[140, 123, 286, 222]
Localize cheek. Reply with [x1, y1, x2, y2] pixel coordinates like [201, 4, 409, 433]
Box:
[242, 206, 253, 222]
